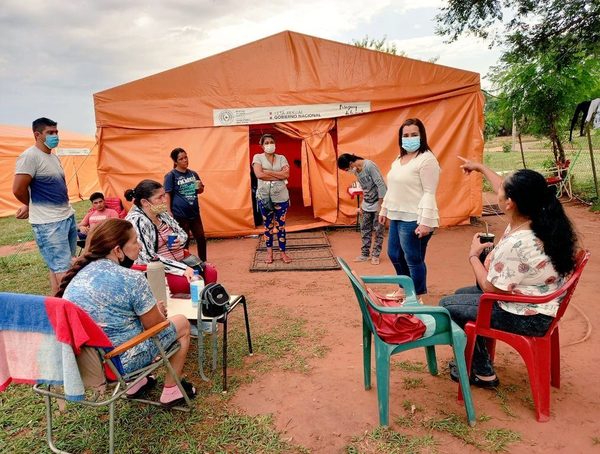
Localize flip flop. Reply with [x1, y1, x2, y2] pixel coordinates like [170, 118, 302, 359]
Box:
[281, 254, 292, 264]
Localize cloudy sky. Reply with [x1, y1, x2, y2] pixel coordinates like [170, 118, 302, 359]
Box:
[0, 0, 501, 135]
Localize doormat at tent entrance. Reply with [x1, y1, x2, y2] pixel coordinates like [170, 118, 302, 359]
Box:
[250, 231, 341, 272]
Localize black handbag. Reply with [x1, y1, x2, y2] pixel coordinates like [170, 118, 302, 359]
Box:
[200, 283, 230, 317]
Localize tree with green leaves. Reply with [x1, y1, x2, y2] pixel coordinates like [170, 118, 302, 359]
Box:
[489, 51, 600, 163]
[436, 0, 600, 163]
[436, 0, 600, 60]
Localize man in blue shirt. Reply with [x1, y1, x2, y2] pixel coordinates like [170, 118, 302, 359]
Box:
[13, 117, 77, 295]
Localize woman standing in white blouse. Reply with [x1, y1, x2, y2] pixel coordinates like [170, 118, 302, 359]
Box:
[379, 118, 440, 296]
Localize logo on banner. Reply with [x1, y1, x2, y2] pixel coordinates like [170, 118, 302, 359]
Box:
[218, 110, 234, 125]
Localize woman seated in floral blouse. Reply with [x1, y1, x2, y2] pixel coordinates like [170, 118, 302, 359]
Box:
[439, 159, 578, 388]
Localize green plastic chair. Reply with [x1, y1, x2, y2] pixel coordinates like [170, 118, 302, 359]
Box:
[337, 257, 476, 426]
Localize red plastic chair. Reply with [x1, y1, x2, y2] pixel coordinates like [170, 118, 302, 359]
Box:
[459, 250, 590, 422]
[103, 197, 128, 219]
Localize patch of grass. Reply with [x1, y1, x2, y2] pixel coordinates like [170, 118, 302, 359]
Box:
[592, 436, 600, 445]
[0, 200, 89, 247]
[393, 360, 426, 373]
[0, 300, 322, 452]
[345, 426, 436, 454]
[494, 384, 520, 417]
[0, 251, 50, 294]
[483, 428, 521, 452]
[1, 386, 308, 453]
[422, 412, 522, 453]
[248, 310, 328, 375]
[402, 377, 424, 390]
[422, 413, 479, 448]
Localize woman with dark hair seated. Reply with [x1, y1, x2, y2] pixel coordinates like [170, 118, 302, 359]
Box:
[124, 179, 197, 283]
[58, 218, 196, 407]
[440, 159, 578, 388]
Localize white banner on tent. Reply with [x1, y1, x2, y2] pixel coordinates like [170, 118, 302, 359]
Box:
[56, 148, 91, 156]
[213, 102, 371, 126]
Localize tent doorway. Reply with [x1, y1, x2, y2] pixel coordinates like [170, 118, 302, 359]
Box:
[249, 126, 322, 229]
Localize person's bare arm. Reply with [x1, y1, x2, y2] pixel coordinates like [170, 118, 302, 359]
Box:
[13, 174, 32, 219]
[13, 174, 31, 205]
[263, 165, 290, 180]
[458, 156, 504, 193]
[252, 163, 280, 181]
[139, 305, 167, 330]
[165, 192, 174, 216]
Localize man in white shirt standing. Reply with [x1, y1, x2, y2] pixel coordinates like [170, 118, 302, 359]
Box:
[12, 117, 77, 295]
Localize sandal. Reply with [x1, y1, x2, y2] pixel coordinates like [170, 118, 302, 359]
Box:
[126, 375, 157, 399]
[265, 251, 274, 264]
[281, 253, 292, 264]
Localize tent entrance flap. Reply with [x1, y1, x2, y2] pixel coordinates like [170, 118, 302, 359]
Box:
[274, 119, 338, 223]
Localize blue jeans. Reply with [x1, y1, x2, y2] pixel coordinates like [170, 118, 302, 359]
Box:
[387, 220, 432, 295]
[32, 214, 77, 273]
[439, 286, 553, 376]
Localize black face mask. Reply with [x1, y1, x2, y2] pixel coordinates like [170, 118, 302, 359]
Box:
[118, 252, 135, 269]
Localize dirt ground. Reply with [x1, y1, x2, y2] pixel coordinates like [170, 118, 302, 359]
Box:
[4, 200, 599, 452]
[208, 199, 600, 453]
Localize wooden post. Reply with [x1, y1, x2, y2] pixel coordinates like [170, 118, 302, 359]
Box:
[586, 123, 599, 198]
[518, 132, 526, 168]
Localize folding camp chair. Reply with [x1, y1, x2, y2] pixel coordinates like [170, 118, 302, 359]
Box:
[0, 292, 192, 454]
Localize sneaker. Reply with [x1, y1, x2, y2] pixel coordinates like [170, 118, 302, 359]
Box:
[353, 255, 369, 262]
[370, 256, 380, 265]
[449, 362, 499, 389]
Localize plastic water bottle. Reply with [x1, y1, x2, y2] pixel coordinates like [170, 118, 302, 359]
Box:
[190, 270, 204, 308]
[146, 260, 167, 304]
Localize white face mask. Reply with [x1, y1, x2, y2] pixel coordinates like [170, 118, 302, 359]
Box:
[263, 144, 276, 154]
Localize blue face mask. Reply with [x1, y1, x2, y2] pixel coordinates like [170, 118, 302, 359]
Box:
[402, 136, 420, 153]
[44, 134, 59, 149]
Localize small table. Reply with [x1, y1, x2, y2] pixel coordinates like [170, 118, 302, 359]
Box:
[347, 186, 364, 231]
[167, 294, 253, 392]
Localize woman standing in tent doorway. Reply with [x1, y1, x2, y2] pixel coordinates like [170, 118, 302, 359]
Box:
[164, 148, 207, 261]
[379, 118, 440, 298]
[252, 134, 292, 264]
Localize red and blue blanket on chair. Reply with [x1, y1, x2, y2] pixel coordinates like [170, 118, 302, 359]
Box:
[0, 293, 117, 400]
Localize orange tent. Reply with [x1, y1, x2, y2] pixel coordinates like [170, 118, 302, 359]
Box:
[94, 31, 484, 237]
[0, 124, 100, 218]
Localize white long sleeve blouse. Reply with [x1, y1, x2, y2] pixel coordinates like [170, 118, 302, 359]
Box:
[380, 151, 440, 228]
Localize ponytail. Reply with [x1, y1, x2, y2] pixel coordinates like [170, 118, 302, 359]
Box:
[124, 179, 162, 207]
[504, 170, 577, 276]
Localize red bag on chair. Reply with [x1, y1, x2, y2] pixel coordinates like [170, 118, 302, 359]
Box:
[366, 288, 426, 344]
